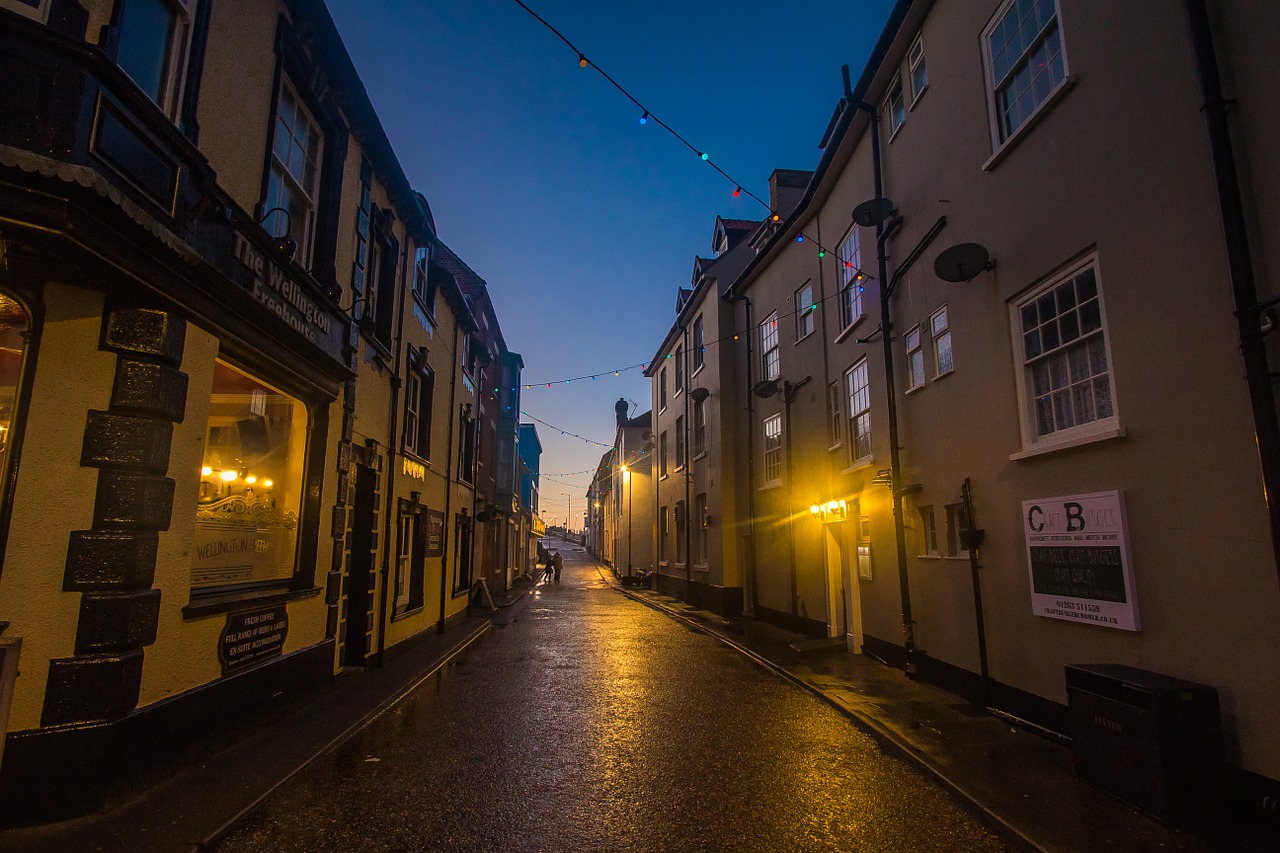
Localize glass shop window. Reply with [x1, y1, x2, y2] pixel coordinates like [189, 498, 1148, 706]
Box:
[192, 361, 306, 592]
[0, 292, 30, 501]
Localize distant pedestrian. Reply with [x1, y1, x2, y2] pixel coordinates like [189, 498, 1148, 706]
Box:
[553, 550, 563, 584]
[543, 552, 554, 584]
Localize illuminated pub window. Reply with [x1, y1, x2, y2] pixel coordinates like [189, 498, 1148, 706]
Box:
[0, 292, 30, 488]
[192, 361, 306, 592]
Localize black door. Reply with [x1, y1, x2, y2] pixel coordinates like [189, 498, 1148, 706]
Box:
[344, 463, 377, 667]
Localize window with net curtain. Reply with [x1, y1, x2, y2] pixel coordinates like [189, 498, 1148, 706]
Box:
[1017, 260, 1113, 440]
[984, 0, 1066, 142]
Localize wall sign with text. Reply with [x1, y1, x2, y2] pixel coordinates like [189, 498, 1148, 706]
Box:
[1022, 490, 1139, 631]
[218, 605, 289, 675]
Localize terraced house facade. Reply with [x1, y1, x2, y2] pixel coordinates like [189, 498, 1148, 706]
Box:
[0, 0, 531, 821]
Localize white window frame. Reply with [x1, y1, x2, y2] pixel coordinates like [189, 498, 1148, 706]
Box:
[265, 76, 323, 267]
[945, 502, 970, 558]
[908, 31, 928, 104]
[931, 305, 953, 376]
[795, 282, 815, 340]
[692, 315, 705, 373]
[113, 0, 198, 119]
[837, 228, 864, 333]
[693, 396, 706, 457]
[659, 366, 668, 412]
[982, 0, 1068, 146]
[918, 505, 939, 556]
[761, 312, 780, 381]
[846, 359, 872, 464]
[884, 73, 906, 139]
[394, 511, 413, 612]
[675, 415, 685, 470]
[827, 381, 842, 449]
[1009, 255, 1118, 453]
[762, 413, 782, 485]
[675, 345, 684, 394]
[905, 325, 925, 391]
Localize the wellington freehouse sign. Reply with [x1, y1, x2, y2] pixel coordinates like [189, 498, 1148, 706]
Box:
[1022, 490, 1140, 631]
[231, 230, 343, 361]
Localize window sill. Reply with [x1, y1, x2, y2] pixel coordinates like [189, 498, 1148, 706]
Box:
[917, 554, 942, 561]
[887, 120, 905, 143]
[412, 293, 437, 326]
[391, 604, 426, 623]
[692, 364, 705, 379]
[904, 384, 924, 396]
[934, 367, 955, 381]
[909, 85, 928, 111]
[983, 75, 1077, 172]
[842, 455, 875, 474]
[828, 442, 842, 453]
[693, 451, 707, 462]
[834, 318, 865, 345]
[1009, 422, 1126, 461]
[183, 585, 323, 620]
[660, 474, 670, 482]
[796, 329, 815, 345]
[758, 481, 783, 492]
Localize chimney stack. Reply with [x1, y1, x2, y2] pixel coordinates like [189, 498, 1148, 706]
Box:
[615, 398, 629, 428]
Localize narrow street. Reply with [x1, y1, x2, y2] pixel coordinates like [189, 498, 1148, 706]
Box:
[217, 548, 1008, 852]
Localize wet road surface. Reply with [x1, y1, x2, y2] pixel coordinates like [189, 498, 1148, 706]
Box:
[217, 549, 1010, 852]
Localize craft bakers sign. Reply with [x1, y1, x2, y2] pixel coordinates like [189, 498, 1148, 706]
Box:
[1022, 490, 1140, 631]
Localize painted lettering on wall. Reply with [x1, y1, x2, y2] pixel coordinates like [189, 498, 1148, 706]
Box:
[233, 231, 332, 343]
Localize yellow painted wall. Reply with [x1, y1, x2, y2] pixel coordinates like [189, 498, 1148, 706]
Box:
[196, 0, 282, 214]
[0, 283, 115, 731]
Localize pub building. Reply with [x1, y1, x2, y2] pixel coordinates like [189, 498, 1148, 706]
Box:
[0, 0, 492, 821]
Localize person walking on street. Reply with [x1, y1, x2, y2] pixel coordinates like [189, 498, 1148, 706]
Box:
[543, 550, 553, 584]
[553, 550, 563, 584]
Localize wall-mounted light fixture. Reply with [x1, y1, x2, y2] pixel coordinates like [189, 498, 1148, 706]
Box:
[257, 206, 297, 261]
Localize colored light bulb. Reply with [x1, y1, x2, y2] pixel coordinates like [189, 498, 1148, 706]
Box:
[733, 187, 741, 197]
[640, 111, 649, 124]
[701, 152, 709, 161]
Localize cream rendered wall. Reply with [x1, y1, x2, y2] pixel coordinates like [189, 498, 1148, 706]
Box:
[825, 0, 1280, 778]
[0, 284, 115, 730]
[382, 243, 454, 651]
[196, 0, 282, 214]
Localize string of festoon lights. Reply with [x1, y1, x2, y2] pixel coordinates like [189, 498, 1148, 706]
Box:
[510, 0, 875, 278]
[520, 277, 871, 389]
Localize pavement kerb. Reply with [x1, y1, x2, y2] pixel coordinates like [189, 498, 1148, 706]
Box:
[593, 561, 1043, 853]
[198, 620, 492, 852]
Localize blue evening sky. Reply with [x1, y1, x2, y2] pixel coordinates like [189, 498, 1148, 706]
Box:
[326, 0, 895, 526]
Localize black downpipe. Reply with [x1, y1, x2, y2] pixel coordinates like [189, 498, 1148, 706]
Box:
[1183, 0, 1280, 588]
[437, 318, 461, 633]
[867, 104, 920, 673]
[375, 239, 409, 665]
[683, 322, 693, 601]
[961, 478, 990, 708]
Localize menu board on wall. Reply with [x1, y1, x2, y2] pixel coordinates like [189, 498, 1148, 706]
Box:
[425, 509, 445, 557]
[219, 605, 289, 675]
[1022, 490, 1139, 631]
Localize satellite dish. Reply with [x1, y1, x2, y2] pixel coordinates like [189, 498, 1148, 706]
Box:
[753, 379, 780, 399]
[851, 198, 895, 228]
[690, 387, 710, 402]
[934, 243, 994, 282]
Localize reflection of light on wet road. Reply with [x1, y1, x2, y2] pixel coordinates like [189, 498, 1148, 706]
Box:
[217, 549, 1008, 852]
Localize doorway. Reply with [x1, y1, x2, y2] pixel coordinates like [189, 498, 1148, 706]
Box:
[343, 462, 377, 667]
